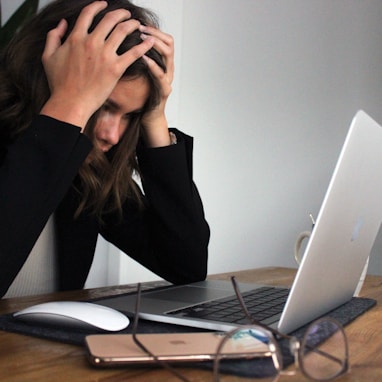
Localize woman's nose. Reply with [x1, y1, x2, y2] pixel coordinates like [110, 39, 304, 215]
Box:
[104, 118, 122, 146]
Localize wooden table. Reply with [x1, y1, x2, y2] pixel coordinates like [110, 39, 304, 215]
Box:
[0, 267, 382, 381]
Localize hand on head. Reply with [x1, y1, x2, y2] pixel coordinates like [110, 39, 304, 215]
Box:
[40, 1, 156, 130]
[139, 25, 175, 146]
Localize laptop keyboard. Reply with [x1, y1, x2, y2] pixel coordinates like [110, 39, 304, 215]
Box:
[167, 286, 289, 326]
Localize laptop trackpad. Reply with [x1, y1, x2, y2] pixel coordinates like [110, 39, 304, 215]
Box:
[144, 285, 232, 304]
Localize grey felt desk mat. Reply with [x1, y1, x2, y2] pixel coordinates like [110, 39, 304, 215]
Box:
[0, 296, 376, 378]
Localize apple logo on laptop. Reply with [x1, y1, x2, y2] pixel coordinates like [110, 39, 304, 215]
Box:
[351, 216, 364, 242]
[169, 340, 187, 345]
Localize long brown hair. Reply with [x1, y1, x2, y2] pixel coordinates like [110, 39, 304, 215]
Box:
[0, 0, 166, 220]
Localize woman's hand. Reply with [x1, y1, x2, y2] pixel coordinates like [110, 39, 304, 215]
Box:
[40, 1, 155, 130]
[139, 25, 175, 147]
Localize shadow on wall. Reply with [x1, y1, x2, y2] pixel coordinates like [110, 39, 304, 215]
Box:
[0, 0, 38, 49]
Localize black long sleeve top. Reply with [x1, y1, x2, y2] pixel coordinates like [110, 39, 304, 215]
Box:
[0, 115, 209, 297]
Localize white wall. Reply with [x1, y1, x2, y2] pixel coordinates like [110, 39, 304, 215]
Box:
[3, 0, 382, 287]
[178, 0, 382, 275]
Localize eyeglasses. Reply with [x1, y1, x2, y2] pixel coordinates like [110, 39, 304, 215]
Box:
[131, 278, 349, 381]
[213, 277, 349, 381]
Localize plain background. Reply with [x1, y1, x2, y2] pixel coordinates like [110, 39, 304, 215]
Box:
[2, 0, 382, 287]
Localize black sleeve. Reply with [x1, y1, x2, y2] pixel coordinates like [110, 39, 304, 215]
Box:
[100, 129, 210, 284]
[0, 115, 92, 296]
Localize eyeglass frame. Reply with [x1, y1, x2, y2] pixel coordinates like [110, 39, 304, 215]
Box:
[212, 276, 349, 381]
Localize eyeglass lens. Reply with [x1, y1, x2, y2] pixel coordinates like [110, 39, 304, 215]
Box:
[300, 318, 348, 381]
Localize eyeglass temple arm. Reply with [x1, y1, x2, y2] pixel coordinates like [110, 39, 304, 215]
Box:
[230, 276, 292, 340]
[131, 284, 159, 356]
[132, 283, 190, 382]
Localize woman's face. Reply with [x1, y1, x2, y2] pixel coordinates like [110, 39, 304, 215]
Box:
[93, 76, 150, 153]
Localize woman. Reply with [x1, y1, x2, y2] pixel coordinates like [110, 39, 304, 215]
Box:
[0, 0, 209, 297]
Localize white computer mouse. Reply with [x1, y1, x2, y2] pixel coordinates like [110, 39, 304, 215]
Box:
[13, 301, 130, 332]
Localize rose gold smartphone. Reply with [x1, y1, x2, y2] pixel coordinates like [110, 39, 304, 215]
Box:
[85, 331, 269, 367]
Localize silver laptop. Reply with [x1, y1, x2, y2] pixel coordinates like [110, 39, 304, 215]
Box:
[98, 110, 382, 334]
